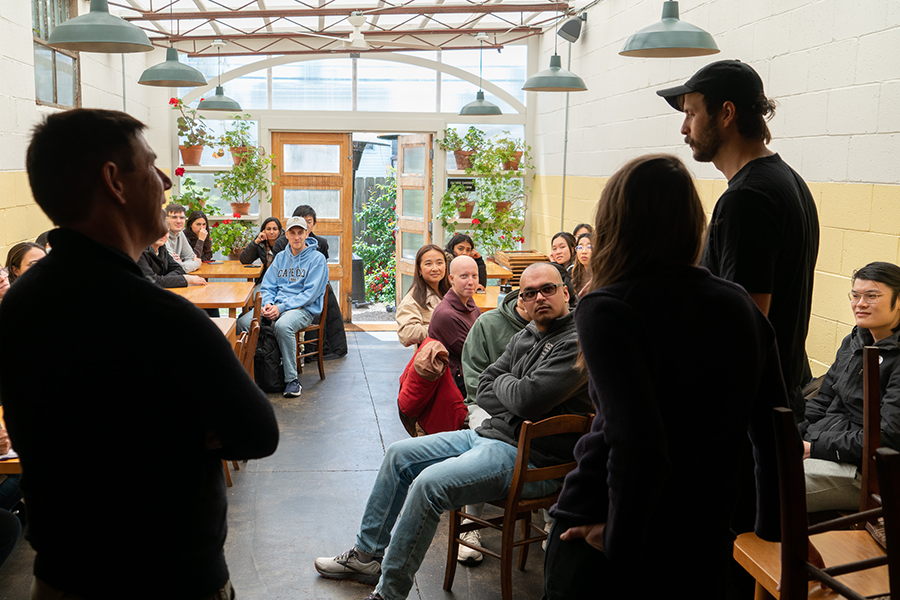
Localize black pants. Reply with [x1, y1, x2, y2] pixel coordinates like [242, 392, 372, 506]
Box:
[543, 517, 617, 599]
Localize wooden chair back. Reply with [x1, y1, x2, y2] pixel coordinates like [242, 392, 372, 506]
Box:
[242, 320, 260, 377]
[875, 447, 900, 591]
[861, 346, 882, 512]
[443, 413, 594, 600]
[294, 284, 330, 381]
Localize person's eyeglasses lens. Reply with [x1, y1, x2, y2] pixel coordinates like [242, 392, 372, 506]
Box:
[523, 284, 560, 302]
[849, 292, 882, 304]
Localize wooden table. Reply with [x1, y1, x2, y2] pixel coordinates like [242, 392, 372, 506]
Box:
[485, 261, 513, 285]
[474, 286, 502, 313]
[0, 407, 21, 475]
[194, 260, 262, 281]
[170, 282, 254, 318]
[212, 317, 237, 344]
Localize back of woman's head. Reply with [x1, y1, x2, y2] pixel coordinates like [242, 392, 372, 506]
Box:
[588, 154, 705, 291]
[412, 243, 450, 306]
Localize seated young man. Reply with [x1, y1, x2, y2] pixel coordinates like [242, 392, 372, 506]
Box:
[314, 262, 591, 600]
[800, 261, 900, 512]
[428, 255, 481, 397]
[238, 216, 328, 397]
[164, 203, 201, 273]
[138, 226, 207, 289]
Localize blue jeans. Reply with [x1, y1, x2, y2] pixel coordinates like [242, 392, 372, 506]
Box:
[355, 430, 559, 600]
[238, 307, 313, 383]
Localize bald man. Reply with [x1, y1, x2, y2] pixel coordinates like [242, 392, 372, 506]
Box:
[427, 255, 482, 397]
[315, 262, 592, 600]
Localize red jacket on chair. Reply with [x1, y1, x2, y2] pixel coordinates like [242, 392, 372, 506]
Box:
[398, 337, 467, 436]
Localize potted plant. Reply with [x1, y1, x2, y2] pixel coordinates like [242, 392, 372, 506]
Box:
[170, 169, 221, 216]
[215, 114, 254, 165]
[468, 189, 526, 256]
[209, 214, 255, 259]
[494, 134, 532, 171]
[214, 145, 278, 215]
[170, 97, 214, 165]
[438, 182, 475, 231]
[436, 126, 487, 170]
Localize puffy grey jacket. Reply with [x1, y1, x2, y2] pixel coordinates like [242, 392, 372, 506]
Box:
[800, 325, 900, 467]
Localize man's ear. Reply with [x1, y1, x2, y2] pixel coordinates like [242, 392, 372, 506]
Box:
[719, 100, 738, 129]
[101, 161, 127, 206]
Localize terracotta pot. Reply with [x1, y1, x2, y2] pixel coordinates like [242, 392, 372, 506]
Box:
[503, 151, 524, 171]
[179, 145, 203, 166]
[454, 150, 476, 170]
[495, 201, 511, 213]
[458, 201, 475, 219]
[229, 146, 249, 165]
[230, 202, 251, 215]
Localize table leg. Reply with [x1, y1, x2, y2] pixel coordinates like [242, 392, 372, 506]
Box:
[229, 308, 237, 318]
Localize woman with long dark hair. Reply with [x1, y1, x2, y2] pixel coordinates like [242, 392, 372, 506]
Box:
[571, 232, 592, 296]
[240, 217, 283, 284]
[549, 231, 576, 272]
[396, 244, 450, 347]
[185, 211, 214, 263]
[543, 155, 785, 599]
[444, 233, 486, 291]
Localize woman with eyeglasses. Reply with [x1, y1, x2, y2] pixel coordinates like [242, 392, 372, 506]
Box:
[571, 232, 592, 297]
[543, 155, 787, 599]
[799, 261, 900, 512]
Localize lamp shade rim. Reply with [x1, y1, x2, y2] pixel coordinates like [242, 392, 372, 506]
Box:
[139, 48, 208, 87]
[197, 86, 242, 111]
[47, 8, 152, 53]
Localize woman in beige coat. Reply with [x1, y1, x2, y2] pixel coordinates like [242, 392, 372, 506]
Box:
[396, 244, 450, 347]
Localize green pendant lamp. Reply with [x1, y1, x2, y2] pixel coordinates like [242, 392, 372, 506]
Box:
[522, 10, 587, 92]
[198, 41, 242, 112]
[460, 33, 501, 115]
[139, 47, 207, 87]
[48, 0, 152, 53]
[620, 1, 719, 58]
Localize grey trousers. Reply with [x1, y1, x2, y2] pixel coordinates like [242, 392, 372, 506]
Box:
[804, 458, 862, 513]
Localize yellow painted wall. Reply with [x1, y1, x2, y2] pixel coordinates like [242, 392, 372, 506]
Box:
[0, 170, 53, 263]
[531, 174, 900, 378]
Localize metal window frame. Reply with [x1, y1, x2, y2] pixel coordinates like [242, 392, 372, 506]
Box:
[32, 0, 81, 109]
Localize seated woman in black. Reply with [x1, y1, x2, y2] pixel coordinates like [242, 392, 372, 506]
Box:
[185, 211, 214, 263]
[444, 233, 486, 291]
[240, 217, 283, 284]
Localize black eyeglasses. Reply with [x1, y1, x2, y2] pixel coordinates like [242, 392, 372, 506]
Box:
[521, 283, 562, 302]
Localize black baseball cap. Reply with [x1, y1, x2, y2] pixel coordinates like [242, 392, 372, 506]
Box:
[656, 60, 765, 112]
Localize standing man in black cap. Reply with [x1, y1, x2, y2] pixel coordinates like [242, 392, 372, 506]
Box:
[657, 60, 819, 423]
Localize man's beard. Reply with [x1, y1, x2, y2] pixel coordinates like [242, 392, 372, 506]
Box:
[687, 118, 722, 163]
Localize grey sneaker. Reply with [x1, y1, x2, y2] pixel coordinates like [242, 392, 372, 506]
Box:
[283, 379, 302, 397]
[363, 593, 385, 600]
[314, 548, 381, 585]
[457, 520, 483, 563]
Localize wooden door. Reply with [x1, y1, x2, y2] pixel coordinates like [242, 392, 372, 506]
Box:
[271, 132, 353, 320]
[395, 134, 434, 302]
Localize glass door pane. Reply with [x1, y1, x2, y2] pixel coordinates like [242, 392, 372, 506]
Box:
[284, 144, 341, 173]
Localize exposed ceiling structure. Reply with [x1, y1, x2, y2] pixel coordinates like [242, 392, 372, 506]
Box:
[113, 0, 572, 56]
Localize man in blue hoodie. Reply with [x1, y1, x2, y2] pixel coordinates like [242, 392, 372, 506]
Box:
[238, 216, 328, 397]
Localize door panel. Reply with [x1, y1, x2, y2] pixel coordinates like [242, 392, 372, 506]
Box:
[395, 134, 433, 303]
[272, 132, 353, 321]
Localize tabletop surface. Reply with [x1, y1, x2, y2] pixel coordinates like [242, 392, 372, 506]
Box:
[211, 317, 237, 343]
[474, 286, 502, 312]
[170, 281, 255, 308]
[194, 260, 262, 279]
[0, 407, 20, 475]
[485, 261, 514, 278]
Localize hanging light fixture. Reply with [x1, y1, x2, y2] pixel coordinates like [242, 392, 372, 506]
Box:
[459, 33, 501, 116]
[197, 41, 242, 112]
[48, 0, 152, 53]
[522, 5, 587, 92]
[139, 2, 206, 88]
[620, 1, 719, 58]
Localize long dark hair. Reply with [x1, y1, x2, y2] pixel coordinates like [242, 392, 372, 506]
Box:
[445, 233, 475, 257]
[571, 232, 592, 294]
[410, 244, 450, 307]
[259, 217, 284, 249]
[586, 154, 705, 293]
[551, 231, 576, 269]
[185, 210, 212, 257]
[6, 242, 46, 283]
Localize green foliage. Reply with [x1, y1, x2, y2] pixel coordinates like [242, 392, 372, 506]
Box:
[436, 126, 488, 152]
[214, 146, 278, 205]
[169, 97, 214, 147]
[217, 114, 254, 150]
[209, 217, 254, 255]
[438, 182, 471, 230]
[171, 176, 221, 217]
[353, 175, 397, 304]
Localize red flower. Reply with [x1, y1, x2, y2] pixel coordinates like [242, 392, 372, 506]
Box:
[500, 235, 505, 240]
[212, 222, 219, 228]
[199, 98, 204, 102]
[223, 219, 231, 225]
[472, 218, 480, 225]
[169, 97, 178, 105]
[233, 212, 241, 218]
[175, 167, 185, 177]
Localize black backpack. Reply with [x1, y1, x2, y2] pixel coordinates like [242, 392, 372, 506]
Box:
[254, 318, 284, 393]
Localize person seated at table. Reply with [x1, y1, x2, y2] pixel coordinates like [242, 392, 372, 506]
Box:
[5, 242, 46, 284]
[445, 233, 486, 290]
[571, 232, 592, 297]
[428, 255, 481, 397]
[543, 154, 784, 600]
[164, 202, 201, 273]
[241, 217, 283, 285]
[35, 230, 53, 253]
[397, 244, 450, 348]
[572, 223, 592, 240]
[275, 205, 329, 259]
[185, 210, 214, 263]
[139, 227, 207, 289]
[237, 216, 328, 398]
[799, 261, 900, 512]
[314, 262, 590, 600]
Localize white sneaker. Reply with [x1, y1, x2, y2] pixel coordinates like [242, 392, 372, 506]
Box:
[542, 518, 553, 551]
[314, 547, 381, 585]
[457, 519, 483, 563]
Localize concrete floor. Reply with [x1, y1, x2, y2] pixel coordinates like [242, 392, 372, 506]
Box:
[0, 331, 547, 600]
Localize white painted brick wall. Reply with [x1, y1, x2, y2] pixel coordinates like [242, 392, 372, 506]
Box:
[536, 0, 900, 185]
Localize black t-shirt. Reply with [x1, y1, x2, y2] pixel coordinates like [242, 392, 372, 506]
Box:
[702, 154, 819, 411]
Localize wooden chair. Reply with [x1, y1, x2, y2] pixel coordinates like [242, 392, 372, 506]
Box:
[443, 413, 595, 600]
[294, 284, 329, 381]
[242, 319, 260, 378]
[860, 346, 882, 513]
[222, 331, 250, 488]
[733, 405, 895, 599]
